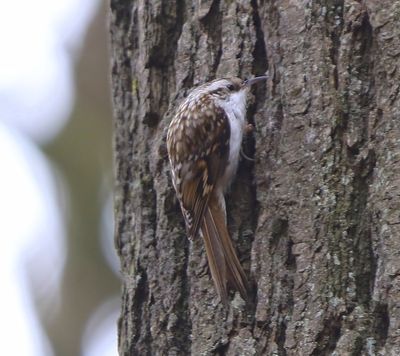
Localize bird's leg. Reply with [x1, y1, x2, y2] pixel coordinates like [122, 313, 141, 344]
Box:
[241, 123, 255, 161]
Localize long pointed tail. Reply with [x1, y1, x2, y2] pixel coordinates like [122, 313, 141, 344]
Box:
[201, 198, 249, 304]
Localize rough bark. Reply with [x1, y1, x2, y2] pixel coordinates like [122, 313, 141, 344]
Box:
[110, 0, 400, 355]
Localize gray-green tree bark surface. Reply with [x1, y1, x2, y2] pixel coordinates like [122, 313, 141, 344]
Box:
[110, 1, 400, 354]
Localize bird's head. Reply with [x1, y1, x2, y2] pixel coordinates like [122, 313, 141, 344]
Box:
[187, 76, 267, 110]
[198, 76, 267, 98]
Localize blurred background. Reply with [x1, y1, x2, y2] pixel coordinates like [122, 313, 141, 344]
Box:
[0, 0, 120, 355]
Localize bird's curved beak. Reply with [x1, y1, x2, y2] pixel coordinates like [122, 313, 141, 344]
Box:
[244, 75, 268, 87]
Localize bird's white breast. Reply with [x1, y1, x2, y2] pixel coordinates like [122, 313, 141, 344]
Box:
[216, 90, 247, 190]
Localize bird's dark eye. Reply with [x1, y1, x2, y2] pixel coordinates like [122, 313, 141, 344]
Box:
[227, 83, 235, 91]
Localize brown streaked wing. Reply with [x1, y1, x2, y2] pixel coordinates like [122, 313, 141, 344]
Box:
[177, 101, 230, 239]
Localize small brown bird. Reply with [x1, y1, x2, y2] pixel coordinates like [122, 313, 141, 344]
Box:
[167, 76, 267, 304]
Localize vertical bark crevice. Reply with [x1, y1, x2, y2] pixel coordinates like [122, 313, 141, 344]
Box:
[326, 1, 344, 91]
[311, 316, 342, 355]
[251, 0, 268, 77]
[372, 301, 389, 348]
[169, 228, 192, 354]
[199, 0, 223, 78]
[130, 267, 152, 355]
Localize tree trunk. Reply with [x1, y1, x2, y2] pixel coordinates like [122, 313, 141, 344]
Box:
[110, 1, 400, 354]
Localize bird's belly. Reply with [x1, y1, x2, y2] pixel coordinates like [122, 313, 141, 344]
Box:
[220, 112, 244, 191]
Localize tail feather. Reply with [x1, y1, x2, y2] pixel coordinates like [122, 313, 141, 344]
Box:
[201, 201, 249, 304]
[201, 214, 228, 302]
